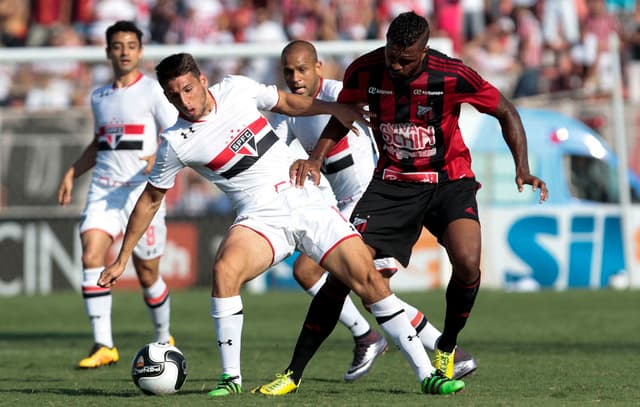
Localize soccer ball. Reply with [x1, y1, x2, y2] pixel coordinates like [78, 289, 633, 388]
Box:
[131, 342, 188, 395]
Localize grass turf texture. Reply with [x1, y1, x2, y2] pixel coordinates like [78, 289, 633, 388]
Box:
[1, 288, 638, 406]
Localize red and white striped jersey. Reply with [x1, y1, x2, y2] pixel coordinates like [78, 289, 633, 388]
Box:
[149, 75, 301, 214]
[90, 73, 177, 185]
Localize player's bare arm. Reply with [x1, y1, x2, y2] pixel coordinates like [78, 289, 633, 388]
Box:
[98, 183, 167, 288]
[139, 153, 157, 174]
[272, 90, 371, 135]
[57, 139, 99, 207]
[494, 94, 549, 203]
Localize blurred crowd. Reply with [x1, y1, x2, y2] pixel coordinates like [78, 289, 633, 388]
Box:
[2, 0, 640, 110]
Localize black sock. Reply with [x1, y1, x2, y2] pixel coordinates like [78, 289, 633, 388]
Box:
[438, 274, 481, 352]
[286, 276, 350, 383]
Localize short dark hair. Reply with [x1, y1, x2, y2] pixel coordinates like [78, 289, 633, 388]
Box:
[155, 53, 201, 87]
[386, 11, 430, 48]
[105, 20, 143, 48]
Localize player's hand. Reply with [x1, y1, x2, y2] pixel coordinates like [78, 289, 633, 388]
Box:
[334, 103, 375, 136]
[98, 261, 127, 288]
[140, 154, 156, 174]
[516, 173, 549, 204]
[290, 158, 322, 188]
[57, 169, 75, 207]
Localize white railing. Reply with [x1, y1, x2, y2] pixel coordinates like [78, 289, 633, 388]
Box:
[0, 38, 453, 63]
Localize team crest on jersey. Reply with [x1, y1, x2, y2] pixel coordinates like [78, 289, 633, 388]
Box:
[351, 216, 368, 233]
[417, 105, 432, 118]
[103, 126, 124, 149]
[229, 129, 258, 156]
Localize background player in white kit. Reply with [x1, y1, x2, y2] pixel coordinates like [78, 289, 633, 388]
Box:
[97, 53, 466, 397]
[56, 21, 177, 369]
[271, 40, 477, 382]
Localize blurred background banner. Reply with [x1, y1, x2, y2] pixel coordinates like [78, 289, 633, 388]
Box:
[3, 0, 640, 294]
[2, 204, 638, 295]
[0, 216, 233, 296]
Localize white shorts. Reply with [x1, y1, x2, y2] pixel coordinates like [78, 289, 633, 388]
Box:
[80, 180, 166, 260]
[233, 181, 360, 266]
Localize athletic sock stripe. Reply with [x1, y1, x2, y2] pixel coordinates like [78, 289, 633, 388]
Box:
[82, 286, 111, 298]
[414, 315, 427, 333]
[144, 286, 169, 307]
[145, 294, 169, 309]
[375, 309, 404, 324]
[410, 311, 425, 328]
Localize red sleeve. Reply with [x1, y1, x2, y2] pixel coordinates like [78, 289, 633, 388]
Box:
[453, 62, 501, 114]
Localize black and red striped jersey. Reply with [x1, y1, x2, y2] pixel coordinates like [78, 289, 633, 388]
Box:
[338, 46, 500, 183]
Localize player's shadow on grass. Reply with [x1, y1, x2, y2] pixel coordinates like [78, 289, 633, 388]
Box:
[293, 376, 416, 395]
[0, 332, 88, 341]
[2, 388, 140, 397]
[2, 387, 207, 397]
[461, 339, 639, 353]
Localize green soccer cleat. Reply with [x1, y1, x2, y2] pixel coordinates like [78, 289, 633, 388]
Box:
[251, 370, 300, 395]
[207, 374, 242, 397]
[422, 371, 465, 395]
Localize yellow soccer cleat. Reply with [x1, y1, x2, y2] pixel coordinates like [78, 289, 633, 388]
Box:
[168, 336, 175, 346]
[434, 347, 455, 379]
[251, 370, 300, 395]
[77, 343, 120, 369]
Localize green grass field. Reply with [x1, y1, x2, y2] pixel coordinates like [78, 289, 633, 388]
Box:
[1, 288, 639, 406]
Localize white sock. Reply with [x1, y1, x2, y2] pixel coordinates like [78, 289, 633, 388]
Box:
[143, 276, 171, 343]
[370, 294, 433, 382]
[397, 299, 442, 352]
[211, 296, 243, 384]
[306, 272, 370, 337]
[82, 267, 113, 348]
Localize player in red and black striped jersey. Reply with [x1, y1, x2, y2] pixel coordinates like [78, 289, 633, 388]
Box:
[280, 11, 549, 389]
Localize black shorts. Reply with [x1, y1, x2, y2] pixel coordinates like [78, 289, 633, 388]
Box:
[350, 177, 480, 267]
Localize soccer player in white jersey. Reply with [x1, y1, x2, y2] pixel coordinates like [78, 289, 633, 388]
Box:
[97, 53, 466, 397]
[270, 40, 477, 382]
[56, 21, 177, 369]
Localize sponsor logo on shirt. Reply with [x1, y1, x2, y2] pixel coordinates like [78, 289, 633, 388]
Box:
[368, 87, 393, 95]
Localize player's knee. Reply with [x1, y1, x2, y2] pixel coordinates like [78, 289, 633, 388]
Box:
[349, 270, 391, 303]
[451, 253, 481, 284]
[293, 263, 326, 290]
[292, 265, 306, 286]
[136, 267, 158, 288]
[81, 251, 103, 268]
[211, 260, 244, 295]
